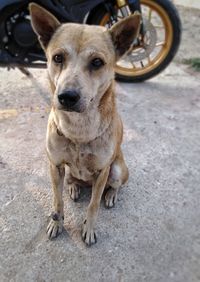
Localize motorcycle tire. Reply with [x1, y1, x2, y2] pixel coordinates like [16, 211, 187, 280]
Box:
[89, 0, 182, 82]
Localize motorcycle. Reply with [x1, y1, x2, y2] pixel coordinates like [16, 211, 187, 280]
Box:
[0, 0, 181, 82]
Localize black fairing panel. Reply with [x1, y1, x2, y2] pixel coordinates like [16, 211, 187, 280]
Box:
[0, 0, 27, 11]
[65, 0, 104, 23]
[0, 0, 105, 23]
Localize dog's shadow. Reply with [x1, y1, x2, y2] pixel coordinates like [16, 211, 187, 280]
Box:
[64, 182, 110, 206]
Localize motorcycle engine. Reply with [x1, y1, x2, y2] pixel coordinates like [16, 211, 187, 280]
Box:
[12, 18, 37, 48]
[0, 7, 43, 64]
[6, 10, 38, 55]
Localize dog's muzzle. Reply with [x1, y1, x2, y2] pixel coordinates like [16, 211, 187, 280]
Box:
[58, 90, 81, 112]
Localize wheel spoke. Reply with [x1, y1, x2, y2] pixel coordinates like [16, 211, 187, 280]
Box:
[140, 61, 144, 68]
[154, 25, 164, 29]
[148, 8, 152, 22]
[147, 55, 151, 64]
[130, 61, 136, 68]
[156, 41, 166, 47]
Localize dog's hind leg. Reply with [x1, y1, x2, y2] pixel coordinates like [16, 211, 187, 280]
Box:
[105, 149, 129, 208]
[46, 163, 65, 239]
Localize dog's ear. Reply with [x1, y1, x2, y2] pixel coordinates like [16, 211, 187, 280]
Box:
[29, 3, 60, 49]
[109, 12, 141, 59]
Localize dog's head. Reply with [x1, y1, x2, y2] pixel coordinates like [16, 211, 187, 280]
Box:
[29, 3, 140, 113]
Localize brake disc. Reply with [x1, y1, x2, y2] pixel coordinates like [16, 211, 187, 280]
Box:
[127, 19, 157, 62]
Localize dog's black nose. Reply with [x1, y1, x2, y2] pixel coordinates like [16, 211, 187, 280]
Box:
[58, 90, 80, 108]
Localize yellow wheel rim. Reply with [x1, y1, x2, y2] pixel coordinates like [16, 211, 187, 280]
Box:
[99, 0, 173, 77]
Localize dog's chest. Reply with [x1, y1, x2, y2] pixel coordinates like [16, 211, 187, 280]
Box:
[48, 134, 113, 181]
[66, 143, 100, 180]
[70, 140, 115, 180]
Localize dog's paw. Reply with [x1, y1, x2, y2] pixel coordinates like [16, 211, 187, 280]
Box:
[69, 184, 80, 201]
[105, 187, 118, 208]
[46, 212, 64, 240]
[81, 219, 97, 246]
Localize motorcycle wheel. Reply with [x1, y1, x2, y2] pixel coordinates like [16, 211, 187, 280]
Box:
[90, 0, 182, 82]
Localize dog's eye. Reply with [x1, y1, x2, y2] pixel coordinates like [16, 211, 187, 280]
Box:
[90, 58, 105, 70]
[53, 54, 64, 64]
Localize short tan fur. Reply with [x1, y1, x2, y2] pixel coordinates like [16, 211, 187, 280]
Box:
[29, 3, 140, 245]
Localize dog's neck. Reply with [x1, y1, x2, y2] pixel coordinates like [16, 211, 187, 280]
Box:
[53, 82, 116, 143]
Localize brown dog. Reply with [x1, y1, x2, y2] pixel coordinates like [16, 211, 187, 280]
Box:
[29, 3, 140, 246]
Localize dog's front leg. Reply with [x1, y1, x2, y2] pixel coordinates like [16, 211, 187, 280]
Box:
[47, 163, 65, 239]
[82, 166, 110, 246]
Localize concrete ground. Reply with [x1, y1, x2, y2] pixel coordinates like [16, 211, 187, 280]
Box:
[174, 0, 200, 9]
[0, 4, 200, 282]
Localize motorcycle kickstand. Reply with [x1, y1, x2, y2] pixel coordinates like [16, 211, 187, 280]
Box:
[18, 67, 32, 77]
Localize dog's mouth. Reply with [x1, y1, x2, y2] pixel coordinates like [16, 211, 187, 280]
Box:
[57, 101, 86, 113]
